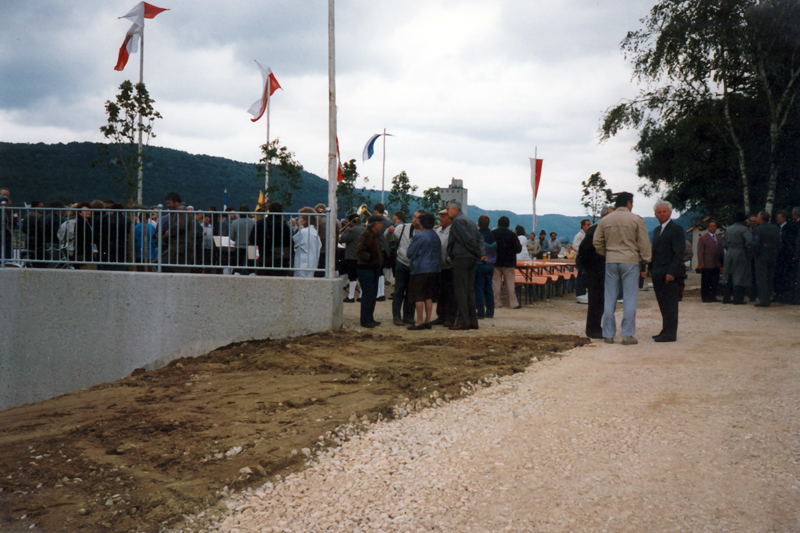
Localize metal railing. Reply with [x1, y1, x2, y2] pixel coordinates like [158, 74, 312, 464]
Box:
[0, 203, 331, 277]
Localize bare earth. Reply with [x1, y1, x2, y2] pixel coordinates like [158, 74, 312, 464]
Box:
[3, 273, 800, 532]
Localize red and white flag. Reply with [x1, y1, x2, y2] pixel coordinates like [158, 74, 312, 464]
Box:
[121, 2, 169, 26]
[530, 157, 543, 230]
[336, 137, 345, 182]
[114, 2, 168, 72]
[248, 62, 282, 122]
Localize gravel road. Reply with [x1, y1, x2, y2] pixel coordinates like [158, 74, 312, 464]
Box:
[174, 278, 800, 532]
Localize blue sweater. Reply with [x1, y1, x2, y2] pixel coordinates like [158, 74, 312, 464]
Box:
[406, 229, 442, 275]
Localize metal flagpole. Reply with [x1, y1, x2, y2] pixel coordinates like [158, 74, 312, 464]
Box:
[136, 27, 145, 206]
[532, 146, 537, 234]
[381, 127, 386, 204]
[265, 74, 271, 195]
[326, 0, 338, 278]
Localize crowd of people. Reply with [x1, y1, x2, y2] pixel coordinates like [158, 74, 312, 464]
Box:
[0, 188, 335, 277]
[576, 192, 800, 346]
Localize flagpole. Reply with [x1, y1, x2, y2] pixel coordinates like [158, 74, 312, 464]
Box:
[381, 127, 386, 204]
[136, 27, 145, 206]
[326, 0, 338, 278]
[265, 74, 271, 195]
[532, 146, 537, 234]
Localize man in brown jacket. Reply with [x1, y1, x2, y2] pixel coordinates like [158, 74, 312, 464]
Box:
[696, 221, 724, 302]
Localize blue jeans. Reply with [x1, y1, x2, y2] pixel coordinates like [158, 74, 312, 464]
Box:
[602, 263, 640, 338]
[357, 268, 379, 325]
[474, 263, 495, 317]
[392, 261, 415, 321]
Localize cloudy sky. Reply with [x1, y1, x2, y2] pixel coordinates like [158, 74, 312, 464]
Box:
[1, 0, 662, 216]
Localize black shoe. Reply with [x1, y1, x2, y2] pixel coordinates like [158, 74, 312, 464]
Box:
[754, 303, 771, 307]
[652, 332, 664, 339]
[393, 317, 404, 326]
[376, 296, 386, 302]
[653, 335, 676, 342]
[486, 315, 494, 319]
[587, 333, 603, 339]
[477, 315, 485, 320]
[344, 297, 355, 303]
[361, 321, 381, 328]
[408, 323, 428, 331]
[443, 320, 454, 328]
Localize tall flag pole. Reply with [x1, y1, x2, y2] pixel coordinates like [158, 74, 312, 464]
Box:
[362, 131, 394, 203]
[115, 2, 169, 206]
[530, 148, 543, 233]
[327, 0, 338, 278]
[248, 62, 282, 195]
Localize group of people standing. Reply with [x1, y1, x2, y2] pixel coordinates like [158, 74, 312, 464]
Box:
[700, 208, 800, 307]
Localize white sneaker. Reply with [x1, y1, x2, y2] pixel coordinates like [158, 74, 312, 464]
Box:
[576, 295, 589, 304]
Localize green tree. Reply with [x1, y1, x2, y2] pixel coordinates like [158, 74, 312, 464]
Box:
[257, 138, 304, 207]
[600, 0, 800, 215]
[386, 171, 418, 220]
[97, 80, 162, 204]
[580, 172, 613, 223]
[336, 159, 371, 214]
[419, 186, 444, 213]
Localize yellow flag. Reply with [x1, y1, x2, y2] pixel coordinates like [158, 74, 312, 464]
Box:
[258, 190, 265, 205]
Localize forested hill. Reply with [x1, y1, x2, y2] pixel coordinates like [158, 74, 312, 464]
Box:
[0, 141, 328, 212]
[1, 142, 697, 240]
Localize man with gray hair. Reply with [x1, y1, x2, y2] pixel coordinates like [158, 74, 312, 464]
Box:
[593, 192, 651, 345]
[649, 200, 685, 342]
[445, 200, 485, 330]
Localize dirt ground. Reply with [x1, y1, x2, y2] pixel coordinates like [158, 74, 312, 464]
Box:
[0, 326, 587, 533]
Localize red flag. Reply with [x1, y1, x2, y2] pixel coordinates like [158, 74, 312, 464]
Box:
[114, 2, 168, 71]
[530, 158, 543, 230]
[336, 137, 345, 182]
[248, 62, 282, 122]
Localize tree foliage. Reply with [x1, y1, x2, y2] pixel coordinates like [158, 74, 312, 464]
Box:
[418, 186, 444, 213]
[600, 0, 800, 215]
[97, 80, 162, 205]
[257, 138, 304, 207]
[386, 171, 418, 220]
[580, 172, 613, 223]
[336, 159, 371, 214]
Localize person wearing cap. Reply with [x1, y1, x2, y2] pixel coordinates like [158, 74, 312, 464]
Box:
[432, 208, 457, 326]
[405, 212, 442, 330]
[445, 200, 485, 330]
[356, 215, 386, 328]
[537, 230, 550, 259]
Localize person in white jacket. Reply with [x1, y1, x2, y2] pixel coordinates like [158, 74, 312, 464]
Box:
[293, 207, 322, 278]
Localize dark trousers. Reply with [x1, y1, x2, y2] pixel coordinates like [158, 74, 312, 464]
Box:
[452, 257, 478, 327]
[392, 261, 415, 321]
[653, 273, 679, 338]
[575, 264, 587, 297]
[754, 258, 775, 306]
[436, 268, 457, 323]
[474, 263, 495, 318]
[722, 274, 747, 304]
[700, 267, 720, 302]
[585, 268, 604, 338]
[357, 268, 379, 325]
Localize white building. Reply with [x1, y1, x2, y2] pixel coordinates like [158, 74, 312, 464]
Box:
[440, 178, 468, 216]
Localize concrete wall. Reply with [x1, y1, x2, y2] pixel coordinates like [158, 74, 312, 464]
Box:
[0, 269, 343, 411]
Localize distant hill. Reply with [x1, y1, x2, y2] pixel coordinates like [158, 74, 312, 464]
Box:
[0, 142, 698, 240]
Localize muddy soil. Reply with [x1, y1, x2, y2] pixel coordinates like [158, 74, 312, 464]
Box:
[0, 330, 587, 533]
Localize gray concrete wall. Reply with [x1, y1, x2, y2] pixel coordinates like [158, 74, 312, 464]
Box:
[0, 269, 343, 411]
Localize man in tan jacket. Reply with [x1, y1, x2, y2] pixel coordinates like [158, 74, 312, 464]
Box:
[593, 192, 652, 345]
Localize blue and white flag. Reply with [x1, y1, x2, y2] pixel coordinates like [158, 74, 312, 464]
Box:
[362, 133, 393, 161]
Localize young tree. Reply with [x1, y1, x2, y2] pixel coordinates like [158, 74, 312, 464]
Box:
[419, 186, 444, 213]
[600, 0, 800, 215]
[257, 138, 304, 207]
[97, 80, 162, 204]
[336, 159, 371, 214]
[386, 171, 418, 220]
[580, 172, 613, 223]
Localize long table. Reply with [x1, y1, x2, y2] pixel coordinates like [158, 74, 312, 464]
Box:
[514, 260, 577, 302]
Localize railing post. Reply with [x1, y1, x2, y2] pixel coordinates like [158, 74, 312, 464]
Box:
[157, 205, 163, 273]
[1, 201, 6, 269]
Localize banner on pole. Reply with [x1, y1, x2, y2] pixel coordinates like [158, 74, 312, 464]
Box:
[362, 133, 393, 161]
[530, 158, 543, 230]
[248, 62, 282, 122]
[114, 2, 168, 71]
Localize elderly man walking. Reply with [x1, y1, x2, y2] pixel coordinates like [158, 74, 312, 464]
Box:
[593, 192, 651, 345]
[445, 200, 485, 331]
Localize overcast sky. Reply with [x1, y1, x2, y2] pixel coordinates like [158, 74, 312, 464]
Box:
[1, 0, 663, 216]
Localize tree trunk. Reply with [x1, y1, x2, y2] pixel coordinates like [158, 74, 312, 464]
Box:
[722, 83, 751, 215]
